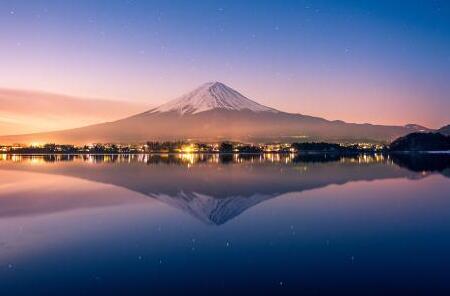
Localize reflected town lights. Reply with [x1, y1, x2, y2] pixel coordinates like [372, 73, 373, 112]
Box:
[179, 153, 196, 165]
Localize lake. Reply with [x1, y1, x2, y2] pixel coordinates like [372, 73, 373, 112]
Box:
[0, 153, 449, 295]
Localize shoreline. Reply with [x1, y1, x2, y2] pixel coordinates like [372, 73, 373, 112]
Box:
[1, 151, 449, 156]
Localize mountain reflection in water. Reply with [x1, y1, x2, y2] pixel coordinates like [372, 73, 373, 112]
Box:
[1, 153, 448, 225]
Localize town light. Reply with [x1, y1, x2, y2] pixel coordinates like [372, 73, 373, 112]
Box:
[181, 144, 196, 153]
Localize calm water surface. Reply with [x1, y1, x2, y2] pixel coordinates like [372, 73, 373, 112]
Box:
[0, 153, 449, 295]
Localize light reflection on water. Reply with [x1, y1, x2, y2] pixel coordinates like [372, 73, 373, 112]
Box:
[0, 152, 388, 165]
[0, 154, 449, 294]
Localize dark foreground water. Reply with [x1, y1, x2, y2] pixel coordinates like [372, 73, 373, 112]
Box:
[0, 153, 449, 295]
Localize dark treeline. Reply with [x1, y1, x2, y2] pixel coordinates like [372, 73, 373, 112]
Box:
[389, 133, 450, 152]
[146, 141, 187, 152]
[291, 142, 363, 153]
[390, 153, 450, 173]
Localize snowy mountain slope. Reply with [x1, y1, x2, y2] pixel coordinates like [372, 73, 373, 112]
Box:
[153, 191, 274, 225]
[437, 125, 450, 136]
[404, 124, 431, 132]
[146, 82, 277, 114]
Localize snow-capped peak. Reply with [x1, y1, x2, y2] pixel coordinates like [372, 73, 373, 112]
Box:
[404, 124, 430, 132]
[148, 81, 278, 114]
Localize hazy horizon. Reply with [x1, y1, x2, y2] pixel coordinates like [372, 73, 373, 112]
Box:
[0, 88, 148, 136]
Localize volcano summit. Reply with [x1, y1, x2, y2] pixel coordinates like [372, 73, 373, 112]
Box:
[147, 82, 277, 115]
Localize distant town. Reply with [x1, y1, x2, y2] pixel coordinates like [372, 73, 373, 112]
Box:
[0, 141, 388, 155]
[1, 132, 448, 155]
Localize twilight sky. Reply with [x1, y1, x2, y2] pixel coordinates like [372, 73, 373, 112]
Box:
[0, 0, 449, 128]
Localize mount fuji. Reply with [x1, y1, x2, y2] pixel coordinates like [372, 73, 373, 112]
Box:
[148, 81, 277, 114]
[0, 82, 429, 144]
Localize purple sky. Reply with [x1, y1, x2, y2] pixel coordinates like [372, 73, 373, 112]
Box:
[0, 0, 449, 128]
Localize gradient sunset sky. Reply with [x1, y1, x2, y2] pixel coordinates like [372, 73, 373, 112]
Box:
[1, 0, 449, 128]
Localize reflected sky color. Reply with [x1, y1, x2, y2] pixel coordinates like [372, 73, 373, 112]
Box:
[0, 1, 449, 127]
[0, 154, 449, 294]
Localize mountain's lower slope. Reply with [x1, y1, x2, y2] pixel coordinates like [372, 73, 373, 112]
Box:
[0, 109, 425, 144]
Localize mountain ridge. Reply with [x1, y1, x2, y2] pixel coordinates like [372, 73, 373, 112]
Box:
[437, 125, 450, 136]
[0, 82, 431, 144]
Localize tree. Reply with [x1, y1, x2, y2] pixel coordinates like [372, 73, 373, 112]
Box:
[219, 142, 234, 153]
